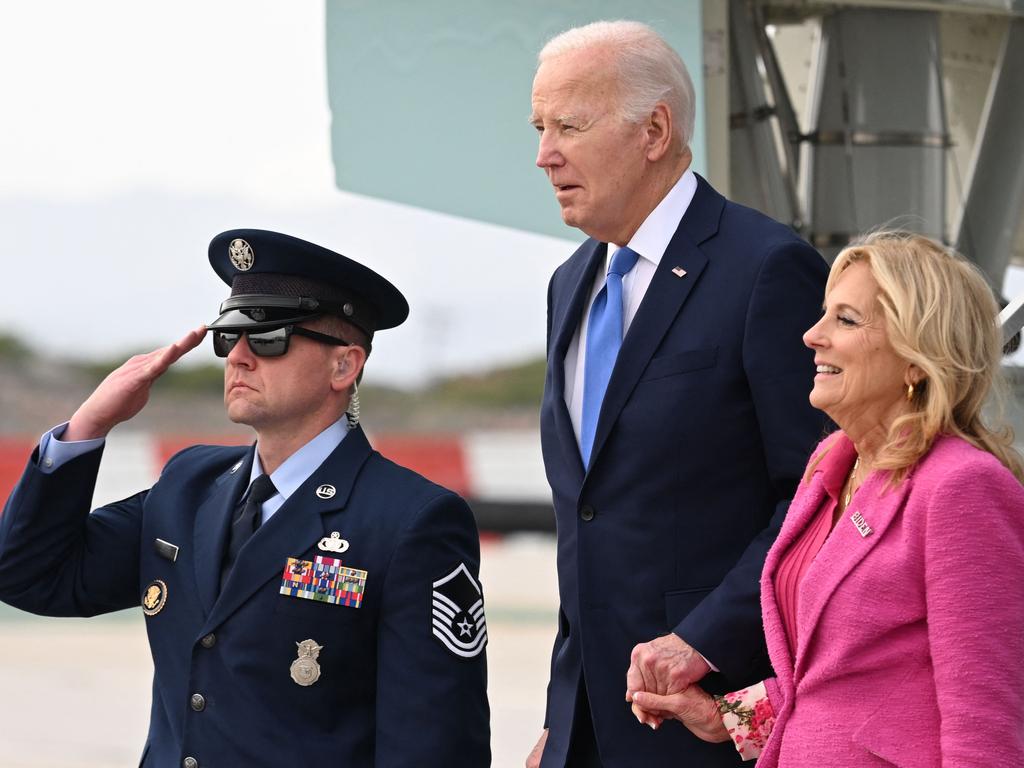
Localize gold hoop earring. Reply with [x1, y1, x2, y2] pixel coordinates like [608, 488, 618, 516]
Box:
[906, 383, 915, 401]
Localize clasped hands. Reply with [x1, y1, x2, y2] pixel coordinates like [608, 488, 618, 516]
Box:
[625, 633, 728, 743]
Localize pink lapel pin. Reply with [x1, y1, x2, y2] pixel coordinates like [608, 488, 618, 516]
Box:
[850, 511, 873, 538]
[671, 267, 687, 278]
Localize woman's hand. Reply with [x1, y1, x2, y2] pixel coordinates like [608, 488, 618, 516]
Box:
[630, 684, 729, 743]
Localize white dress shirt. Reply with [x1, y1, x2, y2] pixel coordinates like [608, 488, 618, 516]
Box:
[564, 169, 698, 444]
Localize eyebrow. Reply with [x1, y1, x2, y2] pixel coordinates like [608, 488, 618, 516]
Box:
[823, 301, 865, 316]
[527, 113, 586, 126]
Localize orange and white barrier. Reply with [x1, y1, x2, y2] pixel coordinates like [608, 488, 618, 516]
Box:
[0, 430, 554, 532]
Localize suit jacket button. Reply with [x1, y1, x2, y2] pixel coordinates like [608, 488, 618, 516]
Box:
[200, 634, 216, 649]
[190, 694, 206, 712]
[183, 758, 199, 768]
[580, 505, 595, 521]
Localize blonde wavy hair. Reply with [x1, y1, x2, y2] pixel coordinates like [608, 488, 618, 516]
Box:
[822, 231, 1024, 484]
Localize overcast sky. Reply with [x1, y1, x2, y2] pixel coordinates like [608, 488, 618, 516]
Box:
[0, 1, 575, 386]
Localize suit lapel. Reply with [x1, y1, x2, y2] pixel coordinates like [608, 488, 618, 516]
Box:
[586, 177, 723, 474]
[193, 448, 254, 616]
[550, 240, 605, 482]
[760, 473, 829, 693]
[202, 426, 374, 633]
[793, 472, 912, 677]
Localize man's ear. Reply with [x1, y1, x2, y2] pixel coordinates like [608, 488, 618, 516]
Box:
[644, 102, 674, 162]
[330, 345, 367, 393]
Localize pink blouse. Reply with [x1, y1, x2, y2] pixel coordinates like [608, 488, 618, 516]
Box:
[721, 439, 860, 760]
[772, 437, 857, 652]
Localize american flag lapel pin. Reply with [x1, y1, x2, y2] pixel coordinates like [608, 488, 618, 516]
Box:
[671, 266, 687, 278]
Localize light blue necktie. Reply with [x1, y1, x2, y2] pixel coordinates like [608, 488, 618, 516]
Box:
[580, 246, 640, 468]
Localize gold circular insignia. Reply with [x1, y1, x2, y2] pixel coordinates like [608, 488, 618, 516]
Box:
[228, 238, 255, 271]
[142, 579, 168, 616]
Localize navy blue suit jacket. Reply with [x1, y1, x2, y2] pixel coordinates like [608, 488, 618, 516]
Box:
[0, 426, 490, 767]
[539, 176, 828, 767]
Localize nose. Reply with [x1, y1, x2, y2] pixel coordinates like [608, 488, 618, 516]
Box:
[535, 129, 563, 170]
[803, 314, 828, 350]
[226, 332, 255, 367]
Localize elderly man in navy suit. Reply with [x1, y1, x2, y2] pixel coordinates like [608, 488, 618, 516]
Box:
[0, 230, 490, 767]
[526, 21, 828, 768]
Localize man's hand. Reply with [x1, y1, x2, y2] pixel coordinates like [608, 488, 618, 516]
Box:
[525, 728, 547, 768]
[625, 633, 711, 728]
[64, 326, 207, 441]
[630, 685, 729, 743]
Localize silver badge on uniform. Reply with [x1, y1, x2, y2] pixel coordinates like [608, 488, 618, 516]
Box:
[431, 563, 487, 659]
[228, 238, 255, 271]
[290, 639, 323, 686]
[315, 484, 336, 499]
[318, 531, 349, 553]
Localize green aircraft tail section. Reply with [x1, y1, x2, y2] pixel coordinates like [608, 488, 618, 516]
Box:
[326, 1, 705, 239]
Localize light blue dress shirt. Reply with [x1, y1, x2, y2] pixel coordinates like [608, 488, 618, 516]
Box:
[246, 418, 349, 524]
[38, 418, 350, 525]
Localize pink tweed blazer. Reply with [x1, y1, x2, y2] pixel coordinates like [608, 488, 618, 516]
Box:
[757, 432, 1024, 767]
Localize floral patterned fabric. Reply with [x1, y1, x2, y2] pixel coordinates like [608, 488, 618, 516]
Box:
[715, 681, 775, 761]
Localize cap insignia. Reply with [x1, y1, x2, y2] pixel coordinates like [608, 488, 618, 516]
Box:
[228, 238, 255, 271]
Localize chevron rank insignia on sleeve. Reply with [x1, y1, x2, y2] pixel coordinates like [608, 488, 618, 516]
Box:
[431, 563, 487, 659]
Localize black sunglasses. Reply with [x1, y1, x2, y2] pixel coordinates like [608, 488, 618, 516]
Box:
[212, 325, 351, 358]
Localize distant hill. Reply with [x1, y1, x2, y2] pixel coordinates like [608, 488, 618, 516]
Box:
[0, 333, 543, 435]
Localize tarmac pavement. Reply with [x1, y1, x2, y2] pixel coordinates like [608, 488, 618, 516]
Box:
[0, 534, 559, 768]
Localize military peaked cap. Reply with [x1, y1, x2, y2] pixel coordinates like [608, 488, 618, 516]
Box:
[207, 229, 409, 338]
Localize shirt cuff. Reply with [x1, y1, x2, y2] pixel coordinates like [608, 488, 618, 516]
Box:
[38, 422, 104, 474]
[697, 651, 719, 673]
[715, 681, 775, 762]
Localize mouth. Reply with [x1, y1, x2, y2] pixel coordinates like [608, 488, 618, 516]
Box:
[228, 381, 254, 393]
[815, 363, 842, 375]
[553, 183, 581, 196]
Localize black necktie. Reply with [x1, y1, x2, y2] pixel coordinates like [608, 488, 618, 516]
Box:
[221, 474, 277, 588]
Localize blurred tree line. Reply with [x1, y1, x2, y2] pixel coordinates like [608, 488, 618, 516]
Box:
[0, 331, 546, 414]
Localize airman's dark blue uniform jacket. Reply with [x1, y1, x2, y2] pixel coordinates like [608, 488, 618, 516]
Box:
[0, 425, 491, 767]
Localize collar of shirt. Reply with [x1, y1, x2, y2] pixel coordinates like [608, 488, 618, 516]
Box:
[604, 168, 698, 275]
[818, 434, 859, 502]
[564, 168, 698, 444]
[247, 417, 351, 523]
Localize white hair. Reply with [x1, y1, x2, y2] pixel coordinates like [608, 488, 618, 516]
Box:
[538, 20, 696, 149]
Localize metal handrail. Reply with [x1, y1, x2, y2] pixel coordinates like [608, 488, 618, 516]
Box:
[1000, 290, 1024, 353]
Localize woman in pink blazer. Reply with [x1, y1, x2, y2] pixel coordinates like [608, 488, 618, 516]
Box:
[632, 232, 1024, 766]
